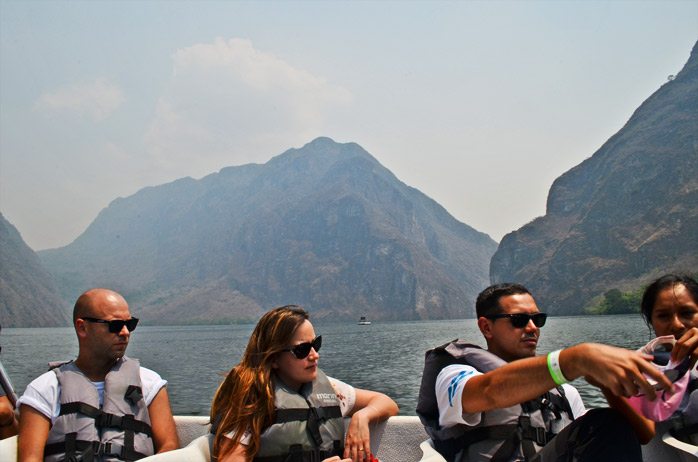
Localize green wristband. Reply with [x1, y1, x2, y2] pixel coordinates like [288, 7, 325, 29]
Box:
[547, 349, 568, 386]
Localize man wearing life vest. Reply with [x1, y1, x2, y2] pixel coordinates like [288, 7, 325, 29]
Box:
[417, 283, 674, 462]
[17, 288, 179, 461]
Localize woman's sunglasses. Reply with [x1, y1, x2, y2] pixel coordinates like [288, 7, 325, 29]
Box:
[81, 317, 139, 333]
[485, 313, 548, 328]
[283, 336, 322, 359]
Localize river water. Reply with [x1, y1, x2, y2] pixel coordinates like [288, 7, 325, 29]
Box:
[1, 315, 652, 416]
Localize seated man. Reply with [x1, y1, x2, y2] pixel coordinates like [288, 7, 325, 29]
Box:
[417, 283, 671, 462]
[17, 288, 179, 461]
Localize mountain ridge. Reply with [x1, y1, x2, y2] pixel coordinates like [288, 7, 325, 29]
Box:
[0, 213, 70, 327]
[39, 138, 497, 324]
[490, 40, 698, 314]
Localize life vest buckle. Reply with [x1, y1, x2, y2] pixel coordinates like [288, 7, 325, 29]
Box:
[99, 442, 110, 455]
[518, 415, 547, 446]
[96, 412, 113, 428]
[533, 426, 547, 446]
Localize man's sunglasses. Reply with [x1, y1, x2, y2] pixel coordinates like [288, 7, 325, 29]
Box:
[283, 336, 322, 359]
[82, 317, 139, 333]
[485, 313, 548, 328]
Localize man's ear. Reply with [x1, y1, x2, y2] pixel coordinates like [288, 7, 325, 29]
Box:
[478, 317, 493, 340]
[75, 319, 88, 338]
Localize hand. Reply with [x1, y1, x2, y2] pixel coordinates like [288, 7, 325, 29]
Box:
[567, 343, 673, 399]
[344, 408, 372, 461]
[672, 327, 698, 365]
[322, 458, 352, 462]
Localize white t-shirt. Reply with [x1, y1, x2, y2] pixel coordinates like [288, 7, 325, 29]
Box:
[435, 364, 586, 429]
[17, 366, 167, 424]
[231, 376, 356, 443]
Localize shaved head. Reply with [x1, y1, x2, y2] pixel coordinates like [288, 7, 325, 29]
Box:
[71, 288, 133, 377]
[73, 288, 128, 323]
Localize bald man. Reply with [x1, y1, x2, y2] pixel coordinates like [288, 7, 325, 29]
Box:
[17, 288, 179, 461]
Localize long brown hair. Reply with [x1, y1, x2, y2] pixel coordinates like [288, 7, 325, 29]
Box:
[210, 305, 309, 459]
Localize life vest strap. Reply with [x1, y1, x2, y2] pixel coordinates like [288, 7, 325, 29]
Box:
[59, 401, 153, 436]
[434, 424, 517, 459]
[433, 419, 548, 461]
[520, 392, 572, 421]
[274, 405, 342, 423]
[44, 439, 148, 460]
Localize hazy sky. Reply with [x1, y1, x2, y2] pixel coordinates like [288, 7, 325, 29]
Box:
[1, 1, 696, 250]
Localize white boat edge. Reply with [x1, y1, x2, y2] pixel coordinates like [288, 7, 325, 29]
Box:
[0, 415, 695, 462]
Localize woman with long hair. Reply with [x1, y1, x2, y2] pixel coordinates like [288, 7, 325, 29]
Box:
[210, 305, 398, 462]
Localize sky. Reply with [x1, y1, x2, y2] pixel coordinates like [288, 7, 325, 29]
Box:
[1, 1, 696, 250]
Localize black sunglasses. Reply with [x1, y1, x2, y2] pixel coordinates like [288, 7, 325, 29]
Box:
[82, 317, 139, 333]
[283, 336, 322, 359]
[485, 313, 547, 328]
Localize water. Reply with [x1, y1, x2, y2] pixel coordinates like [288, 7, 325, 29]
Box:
[0, 315, 652, 416]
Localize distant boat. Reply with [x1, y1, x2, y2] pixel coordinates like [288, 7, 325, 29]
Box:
[358, 316, 371, 325]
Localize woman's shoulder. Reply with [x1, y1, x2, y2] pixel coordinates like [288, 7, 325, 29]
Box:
[327, 375, 353, 392]
[327, 376, 356, 416]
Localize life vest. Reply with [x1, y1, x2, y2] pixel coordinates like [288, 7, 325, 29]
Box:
[209, 369, 344, 462]
[44, 357, 154, 462]
[417, 340, 574, 462]
[669, 373, 698, 444]
[252, 369, 345, 462]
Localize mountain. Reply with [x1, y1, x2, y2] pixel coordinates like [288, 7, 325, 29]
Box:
[40, 138, 497, 323]
[0, 213, 70, 327]
[490, 41, 698, 315]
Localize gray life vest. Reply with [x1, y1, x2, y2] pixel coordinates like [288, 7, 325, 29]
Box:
[44, 357, 154, 462]
[253, 368, 345, 462]
[417, 340, 575, 462]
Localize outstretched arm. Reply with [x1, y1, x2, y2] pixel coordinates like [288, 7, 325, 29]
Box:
[462, 343, 672, 414]
[344, 388, 398, 462]
[148, 387, 179, 452]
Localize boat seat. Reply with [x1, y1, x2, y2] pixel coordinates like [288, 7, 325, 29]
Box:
[172, 415, 210, 446]
[418, 438, 447, 462]
[142, 415, 428, 462]
[369, 415, 428, 462]
[0, 435, 17, 462]
[141, 434, 210, 461]
[3, 414, 694, 461]
[660, 430, 698, 462]
[640, 420, 698, 462]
